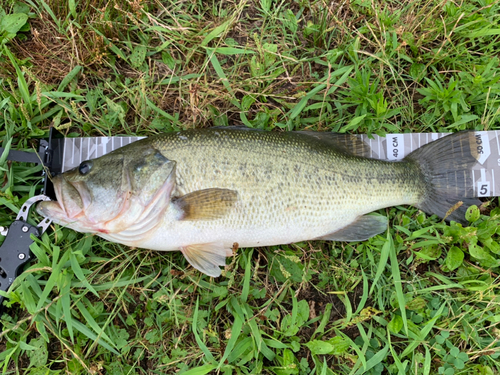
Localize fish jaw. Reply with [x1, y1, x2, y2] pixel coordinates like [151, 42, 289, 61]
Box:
[37, 174, 85, 227]
[36, 199, 74, 227]
[36, 173, 125, 233]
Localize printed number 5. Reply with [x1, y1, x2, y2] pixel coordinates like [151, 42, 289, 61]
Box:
[480, 184, 488, 195]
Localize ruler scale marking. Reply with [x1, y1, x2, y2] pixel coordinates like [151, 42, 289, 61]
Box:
[493, 169, 496, 197]
[472, 169, 476, 196]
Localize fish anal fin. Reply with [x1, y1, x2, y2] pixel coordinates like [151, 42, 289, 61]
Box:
[318, 214, 388, 242]
[174, 188, 238, 221]
[180, 243, 232, 277]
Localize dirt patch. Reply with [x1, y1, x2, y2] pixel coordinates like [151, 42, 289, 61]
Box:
[298, 279, 367, 322]
[9, 16, 109, 85]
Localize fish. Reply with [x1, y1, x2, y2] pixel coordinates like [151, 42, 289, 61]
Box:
[37, 128, 481, 277]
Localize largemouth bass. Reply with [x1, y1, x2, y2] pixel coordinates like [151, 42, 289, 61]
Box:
[37, 129, 480, 277]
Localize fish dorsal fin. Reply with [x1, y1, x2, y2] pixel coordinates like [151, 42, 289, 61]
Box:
[173, 188, 238, 221]
[295, 132, 371, 158]
[212, 127, 370, 157]
[318, 214, 388, 242]
[211, 125, 263, 131]
[180, 243, 232, 277]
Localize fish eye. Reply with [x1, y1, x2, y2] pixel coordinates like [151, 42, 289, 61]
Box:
[78, 160, 93, 175]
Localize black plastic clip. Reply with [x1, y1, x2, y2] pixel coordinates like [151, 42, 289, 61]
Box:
[0, 195, 52, 307]
[0, 127, 64, 201]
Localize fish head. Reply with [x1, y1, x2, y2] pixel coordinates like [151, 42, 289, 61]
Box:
[37, 142, 176, 234]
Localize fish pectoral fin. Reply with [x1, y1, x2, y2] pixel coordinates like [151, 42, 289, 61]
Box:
[173, 188, 238, 221]
[180, 243, 232, 277]
[318, 214, 388, 242]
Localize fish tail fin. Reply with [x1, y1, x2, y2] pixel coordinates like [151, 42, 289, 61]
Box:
[405, 131, 481, 224]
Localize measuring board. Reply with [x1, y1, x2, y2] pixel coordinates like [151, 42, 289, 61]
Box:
[57, 131, 500, 198]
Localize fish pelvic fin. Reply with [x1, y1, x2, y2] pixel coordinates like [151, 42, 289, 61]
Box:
[317, 214, 388, 242]
[180, 243, 232, 277]
[405, 131, 481, 224]
[173, 188, 238, 221]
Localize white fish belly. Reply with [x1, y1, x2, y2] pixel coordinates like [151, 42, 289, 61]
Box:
[138, 191, 407, 251]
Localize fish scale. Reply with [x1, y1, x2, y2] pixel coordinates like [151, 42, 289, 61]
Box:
[144, 130, 423, 247]
[38, 129, 481, 277]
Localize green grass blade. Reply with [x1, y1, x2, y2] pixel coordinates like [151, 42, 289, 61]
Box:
[423, 347, 431, 375]
[354, 269, 369, 315]
[206, 47, 255, 55]
[180, 364, 218, 375]
[369, 236, 391, 295]
[35, 249, 70, 311]
[218, 297, 244, 368]
[75, 301, 115, 346]
[468, 29, 500, 38]
[208, 52, 240, 109]
[4, 46, 32, 118]
[387, 327, 408, 374]
[312, 303, 332, 339]
[401, 302, 445, 358]
[0, 138, 12, 165]
[354, 343, 389, 375]
[73, 274, 152, 291]
[57, 66, 82, 92]
[60, 272, 74, 342]
[145, 98, 179, 124]
[290, 65, 353, 120]
[201, 20, 231, 47]
[192, 297, 215, 363]
[70, 252, 98, 297]
[326, 65, 354, 95]
[226, 337, 251, 364]
[335, 329, 367, 370]
[240, 249, 253, 302]
[71, 320, 119, 355]
[388, 233, 408, 335]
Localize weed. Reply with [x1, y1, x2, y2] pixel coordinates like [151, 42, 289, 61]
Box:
[1, 0, 500, 374]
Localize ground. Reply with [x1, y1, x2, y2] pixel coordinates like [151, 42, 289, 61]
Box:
[1, 0, 500, 374]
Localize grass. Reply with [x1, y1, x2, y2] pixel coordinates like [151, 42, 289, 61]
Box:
[1, 0, 500, 373]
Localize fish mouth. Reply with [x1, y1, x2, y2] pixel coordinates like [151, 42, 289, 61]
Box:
[36, 175, 86, 223]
